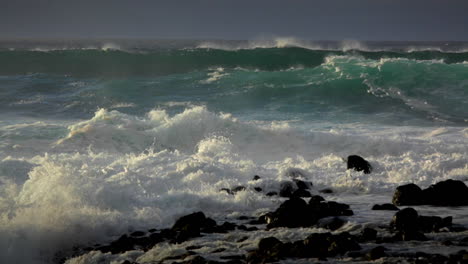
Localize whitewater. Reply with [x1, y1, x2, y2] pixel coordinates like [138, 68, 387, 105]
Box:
[0, 39, 467, 263]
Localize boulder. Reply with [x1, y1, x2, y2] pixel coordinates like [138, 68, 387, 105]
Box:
[360, 227, 377, 242]
[392, 183, 424, 206]
[293, 179, 313, 190]
[367, 246, 386, 260]
[279, 181, 296, 197]
[292, 189, 312, 198]
[266, 197, 314, 228]
[347, 155, 372, 174]
[390, 207, 419, 232]
[422, 179, 468, 206]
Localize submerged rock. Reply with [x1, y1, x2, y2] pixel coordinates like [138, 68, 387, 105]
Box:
[347, 155, 372, 174]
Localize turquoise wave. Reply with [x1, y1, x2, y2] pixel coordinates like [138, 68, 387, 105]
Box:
[1, 47, 468, 77]
[0, 48, 466, 125]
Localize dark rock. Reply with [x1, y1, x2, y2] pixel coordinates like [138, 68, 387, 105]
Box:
[232, 186, 246, 193]
[347, 155, 372, 174]
[246, 226, 258, 231]
[302, 233, 332, 258]
[246, 237, 285, 263]
[367, 246, 386, 260]
[390, 208, 428, 241]
[418, 215, 452, 232]
[303, 232, 360, 258]
[392, 183, 424, 206]
[309, 200, 353, 218]
[97, 235, 138, 254]
[279, 181, 296, 197]
[253, 175, 261, 181]
[266, 197, 314, 228]
[372, 203, 399, 211]
[390, 207, 419, 232]
[422, 179, 468, 206]
[266, 191, 277, 197]
[327, 232, 361, 256]
[173, 212, 217, 232]
[293, 179, 313, 190]
[319, 188, 333, 194]
[253, 187, 262, 192]
[130, 231, 145, 237]
[360, 227, 377, 242]
[171, 212, 218, 242]
[292, 189, 312, 198]
[317, 216, 347, 230]
[309, 195, 325, 204]
[148, 228, 157, 233]
[258, 237, 283, 252]
[237, 225, 247, 230]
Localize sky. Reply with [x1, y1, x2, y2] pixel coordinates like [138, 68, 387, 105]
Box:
[1, 0, 468, 41]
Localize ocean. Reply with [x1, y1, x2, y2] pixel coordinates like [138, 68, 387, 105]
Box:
[0, 39, 467, 263]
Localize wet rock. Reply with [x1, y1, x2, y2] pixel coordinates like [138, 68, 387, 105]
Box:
[360, 227, 377, 242]
[173, 212, 216, 232]
[418, 215, 452, 232]
[309, 195, 325, 204]
[392, 183, 424, 206]
[247, 237, 285, 263]
[422, 179, 468, 206]
[317, 216, 347, 230]
[390, 208, 419, 232]
[304, 232, 360, 258]
[367, 246, 386, 260]
[347, 155, 372, 174]
[231, 186, 246, 193]
[309, 200, 353, 218]
[96, 235, 140, 254]
[266, 197, 314, 228]
[293, 179, 313, 190]
[130, 231, 145, 237]
[390, 208, 428, 241]
[319, 188, 333, 194]
[372, 203, 399, 211]
[292, 189, 312, 198]
[171, 212, 217, 242]
[279, 181, 296, 197]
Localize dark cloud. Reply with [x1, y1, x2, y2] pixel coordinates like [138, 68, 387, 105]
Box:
[1, 0, 468, 40]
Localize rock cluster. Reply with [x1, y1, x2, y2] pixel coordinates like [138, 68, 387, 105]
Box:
[259, 195, 352, 229]
[393, 179, 468, 206]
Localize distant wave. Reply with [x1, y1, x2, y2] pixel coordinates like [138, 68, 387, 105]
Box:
[1, 45, 468, 77]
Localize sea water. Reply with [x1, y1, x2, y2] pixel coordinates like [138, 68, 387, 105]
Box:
[0, 39, 467, 263]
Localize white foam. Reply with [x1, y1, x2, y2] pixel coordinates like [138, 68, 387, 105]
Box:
[0, 107, 467, 263]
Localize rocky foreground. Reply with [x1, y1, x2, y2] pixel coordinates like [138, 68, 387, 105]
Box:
[63, 157, 468, 264]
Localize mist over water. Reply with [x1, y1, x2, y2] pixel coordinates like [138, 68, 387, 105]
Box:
[0, 39, 467, 263]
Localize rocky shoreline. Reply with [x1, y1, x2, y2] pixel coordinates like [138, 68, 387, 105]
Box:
[63, 156, 468, 264]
